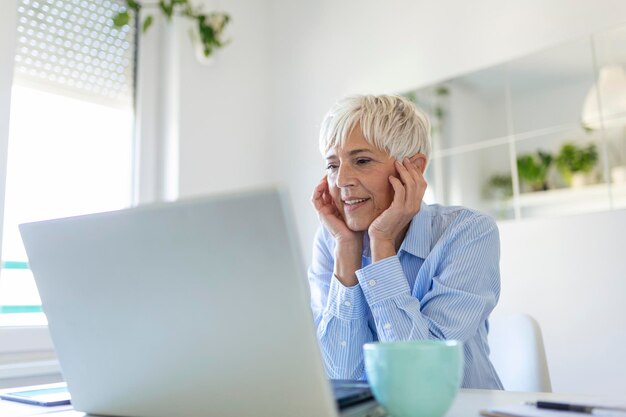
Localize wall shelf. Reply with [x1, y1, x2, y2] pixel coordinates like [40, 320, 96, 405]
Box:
[409, 23, 626, 221]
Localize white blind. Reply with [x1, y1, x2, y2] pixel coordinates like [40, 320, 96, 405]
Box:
[13, 0, 135, 108]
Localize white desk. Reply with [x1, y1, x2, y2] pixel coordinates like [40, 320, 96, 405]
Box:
[0, 387, 620, 417]
[447, 389, 618, 417]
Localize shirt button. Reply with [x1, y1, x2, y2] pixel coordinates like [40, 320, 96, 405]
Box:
[384, 323, 392, 330]
[368, 279, 377, 287]
[344, 300, 352, 307]
[340, 340, 347, 347]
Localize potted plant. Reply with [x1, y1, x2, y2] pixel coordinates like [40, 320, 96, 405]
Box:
[484, 174, 513, 200]
[112, 0, 231, 60]
[516, 150, 553, 192]
[555, 143, 598, 187]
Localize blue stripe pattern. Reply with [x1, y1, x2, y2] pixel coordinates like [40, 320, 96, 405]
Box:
[308, 203, 504, 389]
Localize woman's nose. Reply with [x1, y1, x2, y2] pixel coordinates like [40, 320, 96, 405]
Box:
[335, 164, 356, 188]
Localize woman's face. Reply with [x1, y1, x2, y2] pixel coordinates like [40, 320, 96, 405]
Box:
[325, 125, 397, 232]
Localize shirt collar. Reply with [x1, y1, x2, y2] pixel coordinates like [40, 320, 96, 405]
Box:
[398, 202, 433, 259]
[360, 202, 433, 260]
[362, 232, 371, 258]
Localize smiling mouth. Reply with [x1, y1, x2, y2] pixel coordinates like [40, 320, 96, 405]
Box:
[343, 198, 370, 211]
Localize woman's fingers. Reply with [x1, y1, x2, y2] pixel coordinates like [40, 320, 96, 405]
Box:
[395, 159, 414, 184]
[388, 175, 406, 207]
[398, 158, 428, 211]
[410, 159, 428, 204]
[311, 184, 324, 208]
[395, 159, 419, 207]
[312, 177, 325, 195]
[409, 159, 427, 187]
[311, 177, 330, 210]
[322, 190, 335, 212]
[312, 176, 341, 220]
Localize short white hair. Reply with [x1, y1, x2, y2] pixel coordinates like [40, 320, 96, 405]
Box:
[319, 94, 432, 160]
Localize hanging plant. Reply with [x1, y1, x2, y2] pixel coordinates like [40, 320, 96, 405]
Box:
[112, 0, 231, 58]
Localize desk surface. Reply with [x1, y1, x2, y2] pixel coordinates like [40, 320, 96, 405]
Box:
[0, 386, 621, 417]
[447, 389, 617, 417]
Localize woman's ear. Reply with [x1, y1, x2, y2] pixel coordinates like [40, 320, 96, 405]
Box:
[409, 154, 427, 174]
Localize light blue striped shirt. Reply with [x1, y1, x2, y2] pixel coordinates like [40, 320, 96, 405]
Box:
[308, 203, 503, 389]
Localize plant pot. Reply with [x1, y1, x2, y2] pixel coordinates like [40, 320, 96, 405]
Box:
[530, 182, 549, 192]
[570, 172, 593, 188]
[611, 165, 626, 185]
[519, 180, 548, 193]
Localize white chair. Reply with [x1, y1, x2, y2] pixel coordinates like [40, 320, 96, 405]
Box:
[488, 313, 552, 392]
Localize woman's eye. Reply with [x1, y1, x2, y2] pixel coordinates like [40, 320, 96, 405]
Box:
[356, 158, 371, 165]
[326, 164, 338, 171]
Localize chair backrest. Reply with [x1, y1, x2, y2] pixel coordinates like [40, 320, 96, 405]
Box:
[488, 313, 552, 392]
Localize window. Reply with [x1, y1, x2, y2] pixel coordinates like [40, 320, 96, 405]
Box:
[0, 0, 136, 326]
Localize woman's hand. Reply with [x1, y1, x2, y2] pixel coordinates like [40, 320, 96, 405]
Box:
[311, 176, 363, 245]
[368, 158, 427, 261]
[312, 176, 363, 286]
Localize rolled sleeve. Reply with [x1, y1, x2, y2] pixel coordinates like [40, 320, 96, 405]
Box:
[356, 256, 412, 305]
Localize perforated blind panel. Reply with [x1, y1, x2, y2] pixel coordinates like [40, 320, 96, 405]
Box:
[14, 0, 135, 108]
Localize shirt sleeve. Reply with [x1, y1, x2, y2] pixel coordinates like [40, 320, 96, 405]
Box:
[307, 226, 373, 380]
[356, 214, 500, 343]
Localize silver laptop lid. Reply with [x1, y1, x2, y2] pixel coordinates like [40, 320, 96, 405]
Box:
[19, 188, 338, 417]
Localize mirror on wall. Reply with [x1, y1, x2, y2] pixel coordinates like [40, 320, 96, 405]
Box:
[406, 23, 626, 221]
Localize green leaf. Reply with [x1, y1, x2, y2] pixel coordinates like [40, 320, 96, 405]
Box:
[517, 149, 553, 189]
[581, 123, 594, 133]
[435, 86, 449, 96]
[198, 17, 215, 40]
[159, 0, 174, 19]
[556, 142, 597, 174]
[126, 0, 141, 12]
[142, 15, 154, 33]
[121, 1, 231, 59]
[112, 11, 130, 27]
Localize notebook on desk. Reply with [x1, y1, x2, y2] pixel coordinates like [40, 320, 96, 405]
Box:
[19, 188, 378, 417]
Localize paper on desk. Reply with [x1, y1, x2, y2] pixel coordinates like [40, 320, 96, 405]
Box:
[480, 404, 626, 417]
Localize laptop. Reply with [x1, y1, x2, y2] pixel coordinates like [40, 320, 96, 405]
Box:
[19, 188, 379, 417]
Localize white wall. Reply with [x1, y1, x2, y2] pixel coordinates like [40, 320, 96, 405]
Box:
[497, 211, 626, 396]
[174, 0, 274, 198]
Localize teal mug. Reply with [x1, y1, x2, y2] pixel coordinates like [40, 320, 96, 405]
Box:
[363, 340, 464, 417]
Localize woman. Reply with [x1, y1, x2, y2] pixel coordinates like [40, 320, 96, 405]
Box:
[309, 94, 503, 389]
